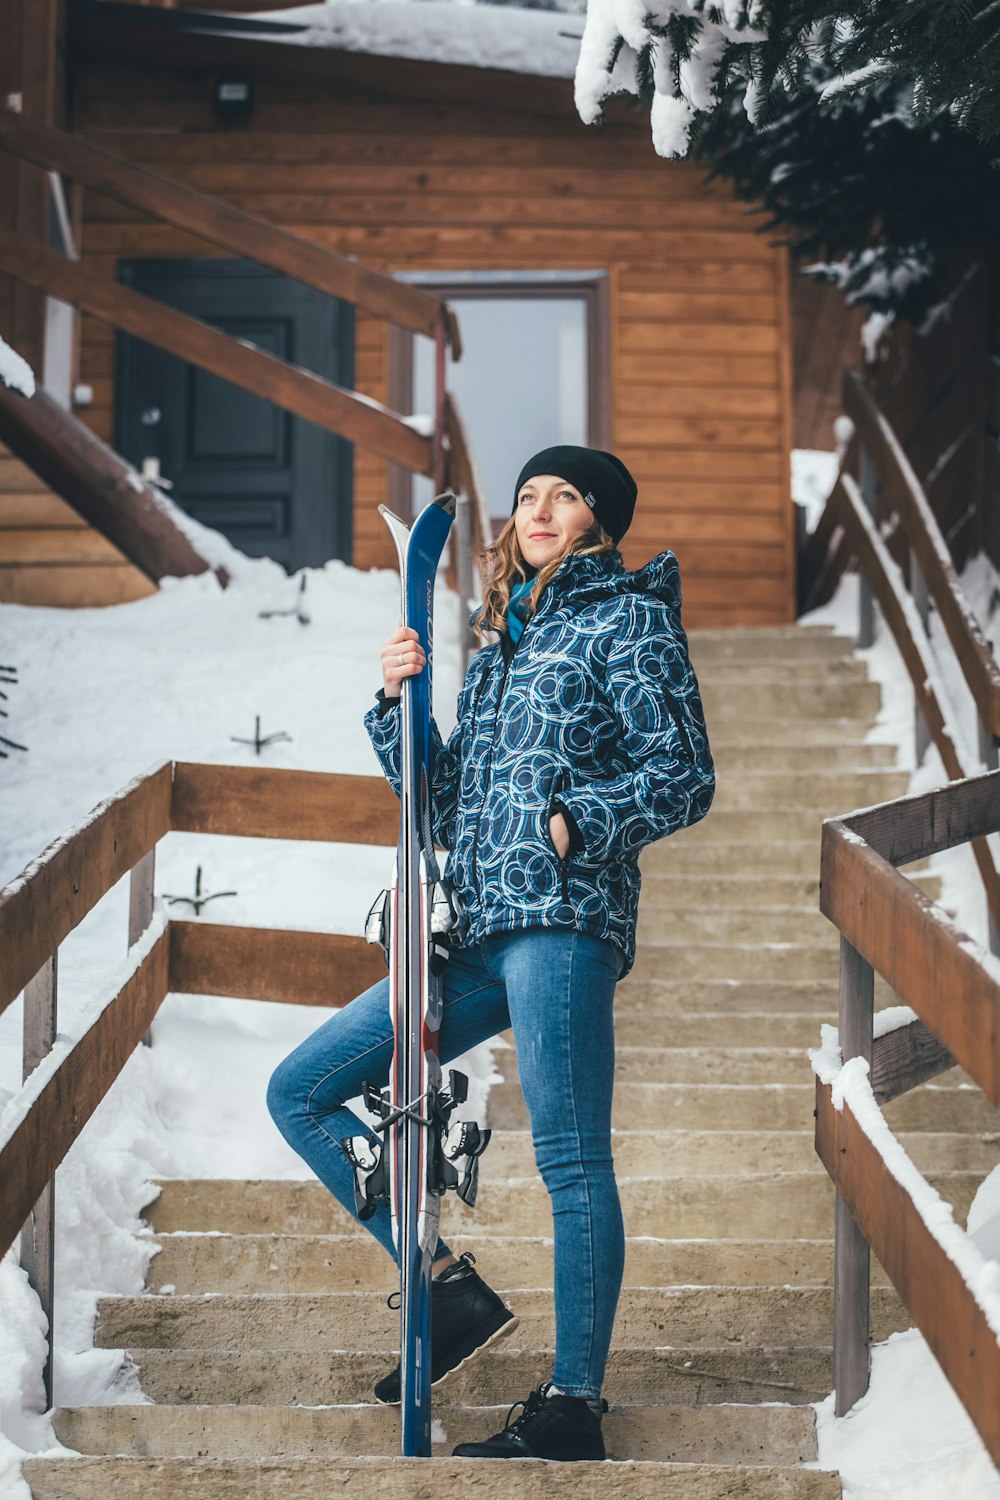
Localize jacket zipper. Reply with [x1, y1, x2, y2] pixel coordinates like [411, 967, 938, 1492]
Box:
[469, 653, 514, 888]
[661, 684, 695, 762]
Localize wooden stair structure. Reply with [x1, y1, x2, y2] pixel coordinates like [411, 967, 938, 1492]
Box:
[5, 621, 971, 1500]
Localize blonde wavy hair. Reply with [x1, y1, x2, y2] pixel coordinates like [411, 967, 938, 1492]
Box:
[477, 513, 616, 637]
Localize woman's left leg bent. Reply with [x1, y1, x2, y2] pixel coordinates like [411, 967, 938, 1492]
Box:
[486, 929, 625, 1400]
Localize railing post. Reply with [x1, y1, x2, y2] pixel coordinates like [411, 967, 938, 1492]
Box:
[431, 319, 447, 496]
[454, 491, 476, 672]
[130, 848, 156, 1046]
[857, 447, 877, 649]
[20, 952, 57, 1410]
[834, 934, 874, 1416]
[911, 552, 932, 764]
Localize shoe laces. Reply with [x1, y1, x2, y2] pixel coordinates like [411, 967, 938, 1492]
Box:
[502, 1384, 548, 1436]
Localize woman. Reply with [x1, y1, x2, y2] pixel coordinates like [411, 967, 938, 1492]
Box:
[267, 444, 715, 1462]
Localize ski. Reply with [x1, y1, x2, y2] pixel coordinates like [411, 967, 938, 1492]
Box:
[342, 491, 493, 1455]
[381, 491, 455, 1458]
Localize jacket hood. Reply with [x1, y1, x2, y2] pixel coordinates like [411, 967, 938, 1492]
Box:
[552, 548, 682, 615]
[469, 548, 681, 632]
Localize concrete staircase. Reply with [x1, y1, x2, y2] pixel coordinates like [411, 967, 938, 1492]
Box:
[24, 624, 997, 1498]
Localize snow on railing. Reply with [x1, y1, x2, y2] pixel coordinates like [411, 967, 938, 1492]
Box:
[813, 770, 1000, 1464]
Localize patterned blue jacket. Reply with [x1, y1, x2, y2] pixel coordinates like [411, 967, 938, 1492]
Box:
[364, 548, 714, 977]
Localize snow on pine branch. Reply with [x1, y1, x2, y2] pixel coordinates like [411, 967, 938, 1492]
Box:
[575, 0, 767, 158]
[0, 335, 35, 399]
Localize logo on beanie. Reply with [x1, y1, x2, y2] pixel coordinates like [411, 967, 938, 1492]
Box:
[583, 491, 597, 510]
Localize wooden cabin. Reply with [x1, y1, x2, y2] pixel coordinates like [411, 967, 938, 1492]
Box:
[0, 0, 862, 627]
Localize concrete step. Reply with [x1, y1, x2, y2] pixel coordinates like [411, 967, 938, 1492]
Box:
[146, 1233, 848, 1297]
[556, 1013, 830, 1048]
[489, 1081, 999, 1133]
[629, 943, 839, 983]
[22, 1455, 843, 1498]
[653, 811, 829, 844]
[640, 873, 941, 907]
[688, 626, 850, 660]
[636, 906, 839, 945]
[642, 842, 824, 877]
[143, 1172, 978, 1242]
[612, 976, 901, 1014]
[711, 771, 909, 811]
[668, 718, 875, 746]
[495, 1043, 821, 1086]
[698, 659, 871, 685]
[52, 1399, 820, 1465]
[95, 1285, 909, 1356]
[701, 743, 897, 770]
[699, 682, 880, 718]
[118, 1342, 837, 1406]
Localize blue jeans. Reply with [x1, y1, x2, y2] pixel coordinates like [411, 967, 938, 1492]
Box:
[266, 928, 625, 1399]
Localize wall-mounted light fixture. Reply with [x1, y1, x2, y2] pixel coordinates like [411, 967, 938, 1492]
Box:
[214, 79, 254, 118]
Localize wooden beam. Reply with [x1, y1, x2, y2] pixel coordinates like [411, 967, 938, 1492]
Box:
[0, 928, 170, 1263]
[171, 763, 398, 845]
[0, 761, 173, 1017]
[0, 225, 433, 475]
[840, 763, 1000, 868]
[871, 1017, 956, 1105]
[0, 104, 451, 345]
[168, 920, 385, 1006]
[820, 818, 1000, 1106]
[0, 383, 225, 586]
[844, 367, 1000, 737]
[816, 1079, 1000, 1464]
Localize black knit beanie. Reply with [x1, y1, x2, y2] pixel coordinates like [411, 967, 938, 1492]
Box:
[512, 445, 638, 545]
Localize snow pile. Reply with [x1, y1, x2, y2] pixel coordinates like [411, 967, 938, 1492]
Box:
[0, 536, 499, 1493]
[791, 448, 840, 531]
[251, 2, 582, 77]
[0, 335, 35, 399]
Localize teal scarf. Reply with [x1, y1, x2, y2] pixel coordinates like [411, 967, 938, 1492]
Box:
[507, 579, 535, 645]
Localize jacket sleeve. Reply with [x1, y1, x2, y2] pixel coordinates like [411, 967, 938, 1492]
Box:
[553, 598, 715, 863]
[364, 687, 465, 850]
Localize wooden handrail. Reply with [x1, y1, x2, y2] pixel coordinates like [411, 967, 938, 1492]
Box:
[0, 758, 408, 1404]
[444, 390, 493, 562]
[0, 761, 173, 1018]
[0, 225, 433, 474]
[0, 383, 227, 587]
[816, 769, 1000, 1455]
[821, 769, 1000, 1104]
[830, 469, 1000, 925]
[842, 367, 1000, 736]
[0, 105, 451, 346]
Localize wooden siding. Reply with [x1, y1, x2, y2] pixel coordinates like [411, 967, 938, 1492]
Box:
[2, 62, 796, 625]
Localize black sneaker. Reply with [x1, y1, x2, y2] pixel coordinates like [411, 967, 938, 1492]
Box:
[452, 1381, 608, 1460]
[373, 1252, 518, 1404]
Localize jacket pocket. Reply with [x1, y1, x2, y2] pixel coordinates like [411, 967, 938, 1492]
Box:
[546, 768, 573, 905]
[661, 684, 695, 762]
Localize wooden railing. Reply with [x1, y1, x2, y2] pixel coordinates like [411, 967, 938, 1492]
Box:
[0, 760, 400, 1406]
[799, 365, 1000, 941]
[0, 107, 468, 573]
[817, 770, 1000, 1464]
[445, 390, 495, 664]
